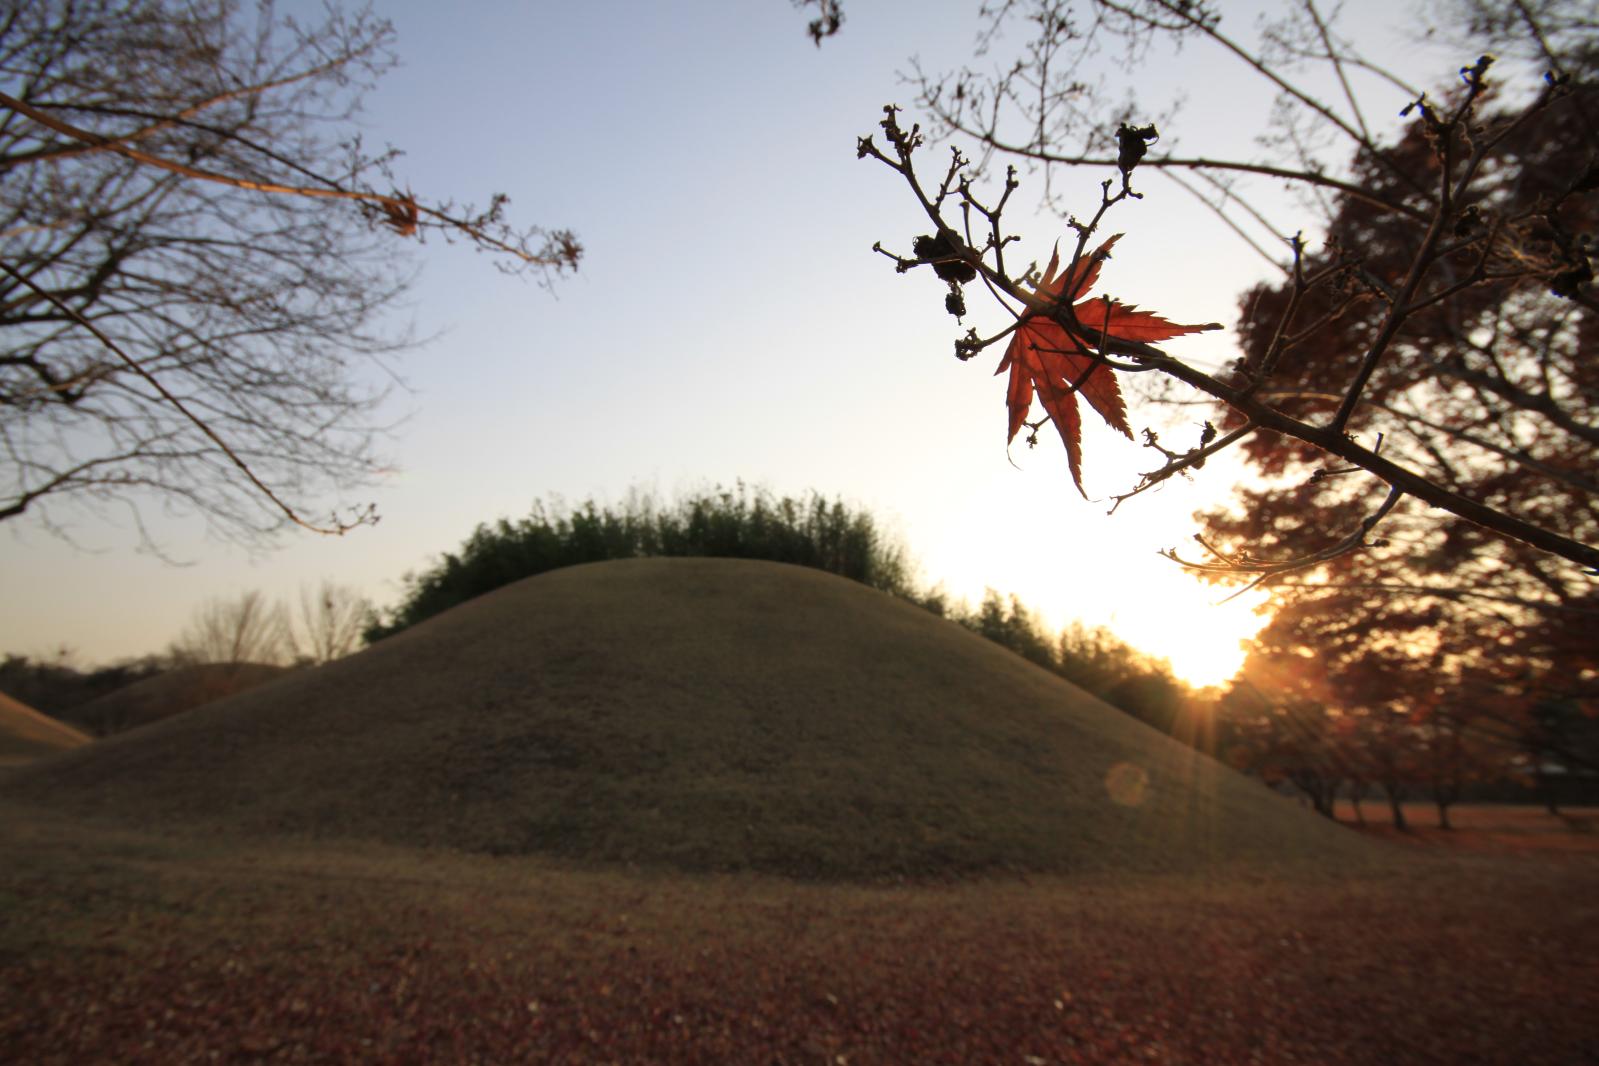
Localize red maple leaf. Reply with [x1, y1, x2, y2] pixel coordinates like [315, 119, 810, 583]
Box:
[995, 235, 1220, 495]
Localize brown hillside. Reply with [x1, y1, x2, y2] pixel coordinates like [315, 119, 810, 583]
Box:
[59, 662, 286, 736]
[0, 689, 90, 766]
[0, 559, 1377, 878]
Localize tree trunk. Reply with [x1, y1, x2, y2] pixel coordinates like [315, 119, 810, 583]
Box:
[1386, 789, 1408, 831]
[1534, 763, 1561, 815]
[1311, 788, 1334, 818]
[1436, 800, 1452, 830]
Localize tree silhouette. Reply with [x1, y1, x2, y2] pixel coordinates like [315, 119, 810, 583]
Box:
[1193, 25, 1598, 789]
[870, 0, 1596, 578]
[170, 590, 292, 667]
[1, 0, 579, 547]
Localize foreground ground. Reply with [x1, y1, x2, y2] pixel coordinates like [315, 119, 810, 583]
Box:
[2, 802, 1596, 1065]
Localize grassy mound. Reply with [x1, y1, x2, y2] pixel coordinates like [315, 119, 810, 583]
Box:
[0, 559, 1374, 878]
[59, 662, 286, 736]
[0, 689, 90, 766]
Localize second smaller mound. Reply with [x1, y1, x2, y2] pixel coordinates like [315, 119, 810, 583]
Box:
[0, 689, 90, 767]
[60, 663, 286, 736]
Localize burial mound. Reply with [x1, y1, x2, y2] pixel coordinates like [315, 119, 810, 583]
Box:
[1, 558, 1373, 878]
[0, 689, 90, 766]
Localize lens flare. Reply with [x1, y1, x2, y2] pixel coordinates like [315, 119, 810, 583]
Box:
[1105, 761, 1151, 807]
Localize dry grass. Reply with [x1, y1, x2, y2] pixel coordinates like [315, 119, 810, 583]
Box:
[0, 559, 1374, 879]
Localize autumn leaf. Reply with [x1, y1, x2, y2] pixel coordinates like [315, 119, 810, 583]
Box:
[996, 234, 1220, 494]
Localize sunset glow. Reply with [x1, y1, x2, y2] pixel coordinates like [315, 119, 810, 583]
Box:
[2, 0, 1281, 685]
[1109, 580, 1271, 690]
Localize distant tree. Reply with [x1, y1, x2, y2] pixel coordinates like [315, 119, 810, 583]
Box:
[964, 590, 1057, 669]
[951, 602, 1199, 738]
[1417, 706, 1487, 829]
[1104, 670, 1185, 735]
[0, 0, 579, 548]
[1365, 706, 1427, 831]
[1219, 678, 1352, 820]
[1520, 696, 1599, 813]
[1224, 593, 1501, 828]
[944, 598, 1201, 738]
[290, 580, 372, 665]
[1053, 622, 1142, 697]
[170, 590, 291, 666]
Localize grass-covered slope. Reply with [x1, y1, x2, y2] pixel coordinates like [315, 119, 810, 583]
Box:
[0, 689, 90, 766]
[58, 662, 286, 736]
[0, 558, 1373, 878]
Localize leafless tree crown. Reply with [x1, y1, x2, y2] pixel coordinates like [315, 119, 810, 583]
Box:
[0, 0, 580, 548]
[291, 580, 372, 665]
[169, 589, 292, 666]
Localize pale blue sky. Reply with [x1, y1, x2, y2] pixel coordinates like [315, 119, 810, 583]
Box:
[1, 0, 1457, 685]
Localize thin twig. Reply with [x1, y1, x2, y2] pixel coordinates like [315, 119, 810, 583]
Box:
[0, 260, 370, 535]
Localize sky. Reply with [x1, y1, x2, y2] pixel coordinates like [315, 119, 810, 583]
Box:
[0, 0, 1460, 687]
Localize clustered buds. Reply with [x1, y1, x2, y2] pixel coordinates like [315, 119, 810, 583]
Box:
[1115, 124, 1159, 178]
[912, 231, 977, 320]
[913, 232, 977, 284]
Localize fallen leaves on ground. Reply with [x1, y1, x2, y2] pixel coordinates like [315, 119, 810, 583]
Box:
[3, 849, 1596, 1064]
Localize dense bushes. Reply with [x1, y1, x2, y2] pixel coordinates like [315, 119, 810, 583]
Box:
[362, 484, 1189, 738]
[364, 485, 912, 641]
[945, 591, 1186, 733]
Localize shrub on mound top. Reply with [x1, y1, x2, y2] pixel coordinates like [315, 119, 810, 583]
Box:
[364, 484, 912, 642]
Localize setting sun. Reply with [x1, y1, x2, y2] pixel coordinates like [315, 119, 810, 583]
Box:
[1104, 579, 1270, 689]
[920, 455, 1273, 693]
[927, 531, 1271, 690]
